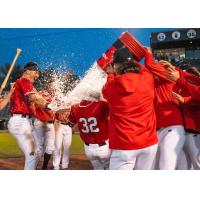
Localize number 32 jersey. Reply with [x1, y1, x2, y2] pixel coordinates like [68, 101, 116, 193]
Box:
[68, 101, 110, 144]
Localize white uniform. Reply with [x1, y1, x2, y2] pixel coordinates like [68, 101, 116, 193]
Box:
[84, 140, 111, 170]
[53, 122, 72, 170]
[157, 125, 185, 170]
[32, 119, 55, 164]
[176, 149, 192, 170]
[109, 144, 158, 170]
[8, 114, 37, 170]
[178, 133, 200, 170]
[8, 77, 38, 170]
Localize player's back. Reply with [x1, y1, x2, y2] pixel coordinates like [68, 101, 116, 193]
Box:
[69, 101, 109, 144]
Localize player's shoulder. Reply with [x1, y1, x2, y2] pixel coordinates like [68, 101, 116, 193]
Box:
[71, 103, 79, 110]
[95, 100, 109, 107]
[17, 77, 31, 85]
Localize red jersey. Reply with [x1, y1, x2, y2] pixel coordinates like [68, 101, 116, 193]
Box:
[102, 52, 178, 150]
[175, 76, 200, 133]
[145, 53, 184, 129]
[33, 90, 55, 122]
[68, 101, 109, 144]
[153, 78, 184, 128]
[103, 69, 158, 150]
[176, 77, 200, 100]
[10, 77, 35, 115]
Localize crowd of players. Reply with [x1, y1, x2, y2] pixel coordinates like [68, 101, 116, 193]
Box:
[1, 47, 200, 170]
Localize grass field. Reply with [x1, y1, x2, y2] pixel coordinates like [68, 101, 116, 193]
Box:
[0, 132, 84, 158]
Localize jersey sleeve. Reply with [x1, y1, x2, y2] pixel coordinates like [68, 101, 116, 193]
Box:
[19, 79, 35, 96]
[183, 96, 193, 104]
[67, 106, 77, 127]
[178, 68, 200, 85]
[144, 51, 173, 83]
[176, 78, 200, 101]
[102, 73, 115, 101]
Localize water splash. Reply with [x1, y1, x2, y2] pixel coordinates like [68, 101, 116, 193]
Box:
[46, 62, 107, 110]
[63, 62, 107, 107]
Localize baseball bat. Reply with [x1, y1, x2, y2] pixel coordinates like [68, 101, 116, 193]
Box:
[0, 48, 22, 95]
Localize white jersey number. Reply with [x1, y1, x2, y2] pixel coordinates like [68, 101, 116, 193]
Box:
[79, 117, 99, 133]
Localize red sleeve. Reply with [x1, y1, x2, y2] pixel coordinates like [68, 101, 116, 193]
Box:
[67, 106, 77, 126]
[144, 51, 173, 83]
[176, 78, 200, 101]
[183, 96, 200, 106]
[178, 68, 200, 85]
[102, 73, 115, 100]
[183, 96, 193, 104]
[19, 79, 34, 96]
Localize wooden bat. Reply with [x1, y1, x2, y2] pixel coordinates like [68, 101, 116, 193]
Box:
[0, 48, 22, 95]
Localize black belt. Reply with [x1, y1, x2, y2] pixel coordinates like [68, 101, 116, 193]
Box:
[11, 114, 32, 118]
[61, 122, 68, 125]
[85, 141, 107, 147]
[45, 121, 55, 124]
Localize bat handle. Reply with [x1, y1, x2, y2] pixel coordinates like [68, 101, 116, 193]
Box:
[0, 48, 22, 92]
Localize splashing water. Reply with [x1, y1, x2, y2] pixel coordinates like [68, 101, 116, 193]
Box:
[64, 62, 107, 106]
[48, 62, 107, 110]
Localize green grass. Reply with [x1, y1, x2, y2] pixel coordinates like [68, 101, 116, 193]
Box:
[0, 132, 84, 158]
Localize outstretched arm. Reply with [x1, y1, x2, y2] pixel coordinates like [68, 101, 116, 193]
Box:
[144, 48, 173, 82]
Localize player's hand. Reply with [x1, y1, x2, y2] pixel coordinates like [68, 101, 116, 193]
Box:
[159, 60, 175, 70]
[56, 108, 71, 120]
[56, 107, 71, 115]
[172, 92, 185, 104]
[37, 98, 48, 107]
[166, 67, 180, 82]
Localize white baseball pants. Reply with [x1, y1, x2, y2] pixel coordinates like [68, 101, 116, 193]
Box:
[53, 124, 72, 170]
[84, 141, 111, 170]
[182, 133, 200, 170]
[8, 115, 37, 170]
[176, 150, 192, 170]
[32, 119, 55, 163]
[109, 144, 158, 170]
[157, 125, 185, 170]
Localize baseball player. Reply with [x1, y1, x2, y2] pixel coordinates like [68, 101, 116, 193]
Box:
[0, 83, 15, 111]
[102, 47, 171, 170]
[66, 93, 111, 170]
[52, 111, 72, 170]
[145, 55, 187, 170]
[32, 86, 56, 170]
[167, 66, 200, 100]
[8, 62, 49, 170]
[167, 65, 200, 169]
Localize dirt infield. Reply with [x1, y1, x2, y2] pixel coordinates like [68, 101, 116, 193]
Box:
[0, 154, 93, 170]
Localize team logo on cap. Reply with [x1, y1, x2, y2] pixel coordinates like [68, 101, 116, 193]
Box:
[157, 33, 166, 41]
[187, 30, 197, 39]
[172, 31, 181, 40]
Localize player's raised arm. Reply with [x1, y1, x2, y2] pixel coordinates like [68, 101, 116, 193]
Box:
[144, 47, 173, 82]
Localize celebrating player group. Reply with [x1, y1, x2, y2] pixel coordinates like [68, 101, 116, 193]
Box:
[1, 31, 200, 170]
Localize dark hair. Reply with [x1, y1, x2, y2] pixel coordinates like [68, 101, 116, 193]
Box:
[113, 47, 141, 74]
[115, 62, 141, 74]
[186, 66, 200, 77]
[24, 62, 39, 72]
